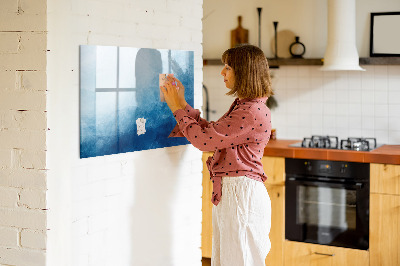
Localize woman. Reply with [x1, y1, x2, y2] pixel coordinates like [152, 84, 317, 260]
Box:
[161, 44, 273, 266]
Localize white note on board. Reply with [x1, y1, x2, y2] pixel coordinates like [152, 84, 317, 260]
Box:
[136, 118, 147, 136]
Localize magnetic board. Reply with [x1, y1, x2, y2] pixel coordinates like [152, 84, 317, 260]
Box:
[80, 45, 194, 158]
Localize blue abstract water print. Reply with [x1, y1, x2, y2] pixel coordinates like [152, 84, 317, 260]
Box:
[80, 45, 194, 158]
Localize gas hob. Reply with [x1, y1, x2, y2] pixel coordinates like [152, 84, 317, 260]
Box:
[289, 135, 382, 151]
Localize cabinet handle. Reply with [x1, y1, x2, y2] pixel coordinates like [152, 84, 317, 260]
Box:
[314, 252, 335, 257]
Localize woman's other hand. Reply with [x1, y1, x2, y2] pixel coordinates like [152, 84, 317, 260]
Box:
[169, 76, 187, 108]
[161, 77, 185, 113]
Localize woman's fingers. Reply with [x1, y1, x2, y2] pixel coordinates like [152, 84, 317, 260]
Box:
[164, 78, 178, 95]
[160, 85, 167, 96]
[175, 78, 184, 89]
[166, 76, 186, 106]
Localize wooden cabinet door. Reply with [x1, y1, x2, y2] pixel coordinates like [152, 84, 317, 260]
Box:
[370, 163, 400, 195]
[284, 241, 369, 266]
[262, 156, 285, 186]
[264, 184, 284, 266]
[201, 152, 213, 258]
[370, 193, 400, 266]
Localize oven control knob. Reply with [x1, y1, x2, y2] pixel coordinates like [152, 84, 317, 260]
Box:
[340, 164, 347, 174]
[304, 161, 312, 171]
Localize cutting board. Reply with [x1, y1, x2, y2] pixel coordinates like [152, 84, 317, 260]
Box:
[231, 16, 249, 48]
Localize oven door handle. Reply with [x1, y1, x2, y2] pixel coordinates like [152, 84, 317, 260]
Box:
[287, 177, 364, 189]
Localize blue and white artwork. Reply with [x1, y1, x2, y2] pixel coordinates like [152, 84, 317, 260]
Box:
[80, 45, 194, 158]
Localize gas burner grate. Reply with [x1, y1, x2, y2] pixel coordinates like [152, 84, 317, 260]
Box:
[301, 135, 339, 149]
[340, 137, 377, 151]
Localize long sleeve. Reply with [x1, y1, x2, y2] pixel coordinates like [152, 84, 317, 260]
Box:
[168, 104, 211, 137]
[172, 105, 257, 152]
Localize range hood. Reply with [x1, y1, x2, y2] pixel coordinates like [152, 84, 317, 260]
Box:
[320, 0, 365, 71]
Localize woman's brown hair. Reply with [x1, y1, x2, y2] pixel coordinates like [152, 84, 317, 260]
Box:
[221, 44, 273, 99]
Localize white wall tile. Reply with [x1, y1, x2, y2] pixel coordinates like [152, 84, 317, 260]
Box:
[388, 75, 400, 91]
[336, 103, 349, 116]
[348, 71, 362, 90]
[348, 103, 362, 116]
[374, 65, 388, 77]
[298, 77, 311, 89]
[205, 65, 400, 145]
[389, 117, 400, 131]
[323, 103, 336, 115]
[361, 90, 375, 104]
[285, 66, 298, 77]
[349, 128, 362, 137]
[361, 104, 375, 117]
[286, 77, 299, 89]
[388, 65, 400, 75]
[374, 77, 388, 91]
[336, 90, 349, 103]
[374, 90, 388, 104]
[362, 116, 375, 130]
[375, 117, 389, 130]
[335, 72, 349, 90]
[388, 131, 400, 143]
[361, 129, 375, 138]
[389, 104, 400, 117]
[336, 115, 348, 129]
[375, 104, 389, 117]
[388, 91, 400, 104]
[375, 130, 389, 144]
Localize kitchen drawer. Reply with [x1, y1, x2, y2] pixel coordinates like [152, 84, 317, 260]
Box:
[284, 241, 369, 266]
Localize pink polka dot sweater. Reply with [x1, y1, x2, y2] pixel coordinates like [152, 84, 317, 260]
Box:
[169, 97, 272, 206]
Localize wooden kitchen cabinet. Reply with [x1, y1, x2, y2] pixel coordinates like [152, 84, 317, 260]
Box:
[261, 156, 285, 266]
[201, 154, 286, 266]
[370, 163, 400, 266]
[202, 152, 213, 258]
[370, 193, 400, 266]
[370, 163, 400, 195]
[284, 241, 369, 266]
[264, 184, 285, 266]
[261, 156, 285, 185]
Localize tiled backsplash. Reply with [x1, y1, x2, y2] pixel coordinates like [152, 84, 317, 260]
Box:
[203, 65, 400, 145]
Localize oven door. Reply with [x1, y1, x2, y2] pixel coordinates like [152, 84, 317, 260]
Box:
[285, 177, 369, 250]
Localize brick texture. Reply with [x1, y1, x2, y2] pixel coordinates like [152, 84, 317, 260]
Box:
[0, 0, 47, 264]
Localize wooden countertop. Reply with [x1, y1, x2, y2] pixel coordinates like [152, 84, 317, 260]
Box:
[263, 139, 400, 165]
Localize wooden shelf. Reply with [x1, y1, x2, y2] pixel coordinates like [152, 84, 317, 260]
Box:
[203, 57, 400, 67]
[203, 58, 323, 67]
[268, 58, 322, 67]
[359, 57, 400, 65]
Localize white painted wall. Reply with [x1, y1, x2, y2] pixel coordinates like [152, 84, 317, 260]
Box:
[203, 0, 400, 144]
[0, 0, 48, 265]
[204, 0, 400, 58]
[46, 0, 203, 266]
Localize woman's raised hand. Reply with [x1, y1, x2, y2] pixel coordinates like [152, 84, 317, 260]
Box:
[160, 76, 186, 113]
[169, 76, 187, 108]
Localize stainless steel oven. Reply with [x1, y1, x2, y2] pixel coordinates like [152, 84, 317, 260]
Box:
[285, 158, 369, 250]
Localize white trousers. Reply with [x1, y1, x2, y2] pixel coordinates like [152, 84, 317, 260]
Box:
[212, 176, 271, 266]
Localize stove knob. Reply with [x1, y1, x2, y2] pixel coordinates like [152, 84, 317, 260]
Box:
[305, 162, 312, 171]
[340, 164, 347, 174]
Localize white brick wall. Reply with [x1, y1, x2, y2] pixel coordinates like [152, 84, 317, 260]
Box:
[0, 0, 48, 265]
[2, 0, 203, 264]
[46, 1, 203, 266]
